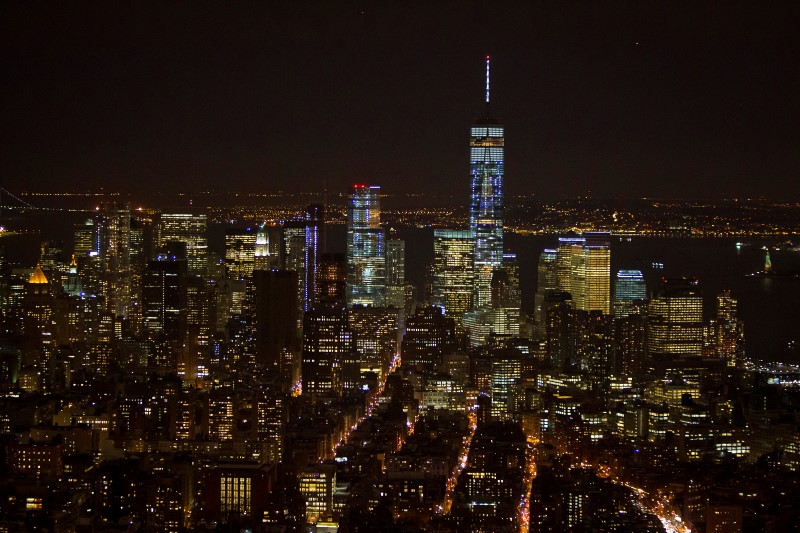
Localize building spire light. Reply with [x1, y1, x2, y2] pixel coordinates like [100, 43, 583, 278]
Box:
[485, 56, 491, 104]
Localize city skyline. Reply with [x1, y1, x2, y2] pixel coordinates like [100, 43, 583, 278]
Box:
[1, 5, 800, 532]
[2, 2, 799, 200]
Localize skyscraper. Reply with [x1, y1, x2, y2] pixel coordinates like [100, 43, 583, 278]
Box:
[432, 229, 474, 324]
[534, 249, 558, 338]
[301, 303, 355, 400]
[385, 236, 405, 309]
[556, 234, 585, 296]
[716, 290, 740, 367]
[98, 203, 132, 319]
[253, 270, 298, 378]
[554, 233, 610, 315]
[470, 57, 505, 308]
[158, 210, 208, 278]
[648, 277, 704, 361]
[613, 269, 647, 318]
[304, 204, 324, 312]
[583, 232, 611, 314]
[225, 227, 257, 281]
[142, 252, 187, 342]
[346, 185, 385, 307]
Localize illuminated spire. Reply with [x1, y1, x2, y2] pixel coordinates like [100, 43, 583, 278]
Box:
[485, 55, 491, 104]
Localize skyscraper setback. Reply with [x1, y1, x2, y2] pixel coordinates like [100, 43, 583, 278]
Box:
[469, 57, 505, 309]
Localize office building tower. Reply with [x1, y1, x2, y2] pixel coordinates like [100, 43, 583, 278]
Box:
[432, 229, 474, 324]
[254, 223, 281, 271]
[614, 311, 647, 378]
[317, 253, 347, 307]
[225, 227, 257, 280]
[613, 269, 647, 318]
[304, 204, 324, 312]
[490, 354, 522, 420]
[401, 306, 457, 370]
[716, 290, 741, 367]
[346, 185, 385, 307]
[584, 311, 613, 394]
[73, 218, 98, 258]
[499, 253, 521, 328]
[301, 303, 355, 399]
[470, 57, 505, 308]
[157, 210, 208, 278]
[99, 203, 132, 319]
[385, 236, 406, 309]
[63, 255, 83, 298]
[253, 270, 298, 377]
[348, 306, 401, 379]
[23, 265, 53, 338]
[556, 234, 585, 295]
[555, 233, 610, 314]
[282, 220, 307, 314]
[648, 277, 704, 361]
[534, 249, 558, 338]
[142, 251, 187, 342]
[583, 232, 611, 314]
[128, 215, 151, 336]
[543, 291, 575, 370]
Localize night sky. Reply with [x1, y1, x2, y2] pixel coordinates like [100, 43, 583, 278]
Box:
[2, 2, 799, 200]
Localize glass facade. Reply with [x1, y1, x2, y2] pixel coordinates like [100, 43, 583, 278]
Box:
[469, 123, 505, 308]
[648, 277, 704, 359]
[613, 269, 647, 318]
[432, 229, 474, 323]
[346, 185, 385, 307]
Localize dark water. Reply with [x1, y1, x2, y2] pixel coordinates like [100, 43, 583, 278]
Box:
[4, 211, 799, 364]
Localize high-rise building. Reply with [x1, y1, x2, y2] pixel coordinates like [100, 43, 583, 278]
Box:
[73, 218, 98, 258]
[317, 253, 347, 307]
[583, 232, 611, 314]
[534, 249, 558, 338]
[142, 253, 187, 342]
[282, 220, 307, 314]
[490, 353, 522, 420]
[499, 253, 521, 329]
[556, 234, 585, 296]
[225, 227, 257, 280]
[301, 303, 355, 399]
[346, 185, 385, 307]
[385, 236, 406, 309]
[348, 306, 401, 379]
[716, 290, 741, 367]
[23, 265, 53, 338]
[254, 223, 281, 271]
[613, 269, 647, 318]
[554, 233, 610, 315]
[253, 270, 298, 377]
[648, 277, 704, 361]
[98, 203, 132, 319]
[432, 229, 474, 324]
[401, 305, 457, 370]
[470, 57, 504, 308]
[157, 210, 208, 278]
[304, 204, 324, 312]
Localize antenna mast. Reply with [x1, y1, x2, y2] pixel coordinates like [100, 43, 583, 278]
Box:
[485, 55, 491, 104]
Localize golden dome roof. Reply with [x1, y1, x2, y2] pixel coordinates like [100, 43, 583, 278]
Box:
[28, 264, 49, 284]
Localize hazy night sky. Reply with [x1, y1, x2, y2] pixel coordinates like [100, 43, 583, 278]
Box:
[2, 2, 799, 200]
